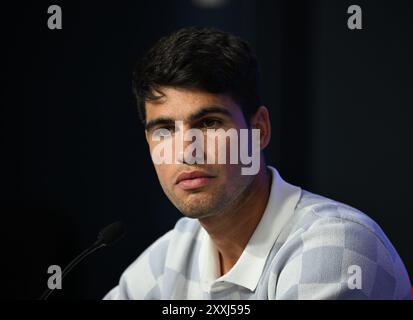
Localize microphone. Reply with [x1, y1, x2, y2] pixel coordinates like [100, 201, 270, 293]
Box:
[39, 221, 125, 300]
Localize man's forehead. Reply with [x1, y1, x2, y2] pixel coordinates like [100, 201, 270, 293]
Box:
[145, 87, 239, 121]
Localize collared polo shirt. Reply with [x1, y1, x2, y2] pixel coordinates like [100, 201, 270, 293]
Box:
[104, 166, 412, 300]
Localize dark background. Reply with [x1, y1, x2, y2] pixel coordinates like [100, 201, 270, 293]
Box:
[1, 0, 412, 299]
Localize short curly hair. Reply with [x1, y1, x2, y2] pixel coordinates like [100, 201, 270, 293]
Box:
[132, 26, 261, 124]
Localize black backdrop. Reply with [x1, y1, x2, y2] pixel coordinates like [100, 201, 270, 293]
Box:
[1, 0, 412, 299]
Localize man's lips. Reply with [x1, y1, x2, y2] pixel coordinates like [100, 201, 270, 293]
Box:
[175, 171, 216, 190]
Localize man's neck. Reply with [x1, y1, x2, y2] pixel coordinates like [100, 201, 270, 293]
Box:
[199, 166, 272, 276]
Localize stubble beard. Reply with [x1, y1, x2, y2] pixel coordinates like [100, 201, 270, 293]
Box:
[165, 174, 256, 220]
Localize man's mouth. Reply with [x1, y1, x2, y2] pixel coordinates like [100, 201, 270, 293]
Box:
[175, 171, 216, 190]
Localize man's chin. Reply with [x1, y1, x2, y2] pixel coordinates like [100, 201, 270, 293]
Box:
[175, 198, 221, 219]
[170, 187, 230, 219]
[179, 209, 218, 220]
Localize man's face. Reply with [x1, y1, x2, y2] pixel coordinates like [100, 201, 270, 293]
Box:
[145, 87, 256, 219]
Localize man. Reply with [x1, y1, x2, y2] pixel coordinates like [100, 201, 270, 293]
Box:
[104, 27, 411, 299]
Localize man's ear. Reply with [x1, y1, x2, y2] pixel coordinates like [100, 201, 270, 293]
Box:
[144, 130, 150, 146]
[250, 106, 271, 150]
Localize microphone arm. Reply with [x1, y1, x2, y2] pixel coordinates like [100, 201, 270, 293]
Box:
[39, 221, 124, 300]
[39, 241, 106, 300]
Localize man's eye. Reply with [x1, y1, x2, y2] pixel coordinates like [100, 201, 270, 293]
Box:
[156, 125, 175, 132]
[165, 125, 176, 131]
[152, 126, 175, 138]
[202, 119, 222, 128]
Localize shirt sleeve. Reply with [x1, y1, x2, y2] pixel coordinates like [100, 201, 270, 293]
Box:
[273, 217, 412, 300]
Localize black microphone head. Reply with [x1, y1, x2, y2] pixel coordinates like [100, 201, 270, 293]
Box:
[97, 221, 125, 246]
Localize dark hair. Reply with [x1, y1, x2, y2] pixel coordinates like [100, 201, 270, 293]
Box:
[132, 27, 261, 124]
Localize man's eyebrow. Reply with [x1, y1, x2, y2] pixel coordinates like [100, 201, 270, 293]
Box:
[188, 106, 232, 122]
[145, 117, 175, 131]
[145, 106, 232, 131]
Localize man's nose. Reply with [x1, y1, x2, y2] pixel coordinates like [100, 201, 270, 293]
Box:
[176, 125, 205, 164]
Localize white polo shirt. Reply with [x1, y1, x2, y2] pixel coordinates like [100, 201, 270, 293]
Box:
[104, 166, 412, 300]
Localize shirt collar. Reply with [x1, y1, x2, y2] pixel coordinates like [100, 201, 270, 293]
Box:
[198, 165, 302, 292]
